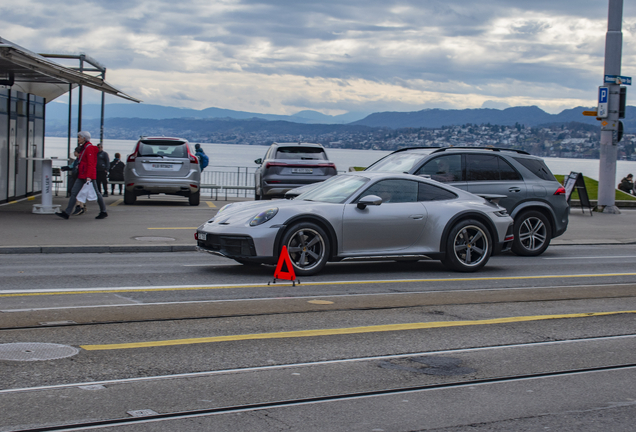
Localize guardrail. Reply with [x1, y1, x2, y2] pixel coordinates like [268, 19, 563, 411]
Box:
[51, 163, 257, 199]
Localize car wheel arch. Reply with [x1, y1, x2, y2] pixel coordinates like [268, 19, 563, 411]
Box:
[274, 214, 338, 260]
[509, 201, 556, 236]
[439, 211, 498, 255]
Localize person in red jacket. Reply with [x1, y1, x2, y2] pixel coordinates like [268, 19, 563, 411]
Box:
[56, 131, 108, 219]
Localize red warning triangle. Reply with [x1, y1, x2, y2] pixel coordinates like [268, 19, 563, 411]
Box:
[273, 245, 296, 281]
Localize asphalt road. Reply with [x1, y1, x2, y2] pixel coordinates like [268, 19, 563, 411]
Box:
[1, 245, 636, 431]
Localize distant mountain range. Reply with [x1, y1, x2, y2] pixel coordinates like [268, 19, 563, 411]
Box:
[45, 102, 636, 134]
[45, 102, 368, 125]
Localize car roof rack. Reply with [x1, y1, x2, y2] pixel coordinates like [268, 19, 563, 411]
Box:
[430, 146, 530, 155]
[388, 146, 442, 153]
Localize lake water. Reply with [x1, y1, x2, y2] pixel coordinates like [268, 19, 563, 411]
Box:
[44, 136, 636, 185]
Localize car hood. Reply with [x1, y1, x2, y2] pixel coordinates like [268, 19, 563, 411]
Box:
[201, 199, 331, 228]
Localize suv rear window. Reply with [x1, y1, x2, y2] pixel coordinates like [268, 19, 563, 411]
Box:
[512, 157, 557, 181]
[276, 147, 327, 160]
[139, 141, 188, 158]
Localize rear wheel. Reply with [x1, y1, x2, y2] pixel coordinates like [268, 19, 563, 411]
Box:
[281, 222, 330, 276]
[123, 189, 136, 205]
[511, 210, 551, 256]
[189, 190, 200, 206]
[441, 219, 492, 272]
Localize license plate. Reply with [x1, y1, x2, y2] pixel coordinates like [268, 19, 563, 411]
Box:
[152, 163, 174, 169]
[292, 168, 313, 174]
[197, 232, 207, 241]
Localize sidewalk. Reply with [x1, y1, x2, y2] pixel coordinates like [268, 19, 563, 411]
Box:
[2, 194, 636, 254]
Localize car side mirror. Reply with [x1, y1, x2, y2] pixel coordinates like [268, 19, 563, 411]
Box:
[357, 195, 383, 210]
[255, 158, 262, 164]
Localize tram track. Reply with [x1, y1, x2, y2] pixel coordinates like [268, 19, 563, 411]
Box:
[9, 362, 636, 432]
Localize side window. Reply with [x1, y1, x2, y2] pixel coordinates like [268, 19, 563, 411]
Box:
[418, 182, 457, 201]
[466, 154, 499, 181]
[362, 179, 418, 203]
[499, 158, 522, 181]
[415, 155, 462, 183]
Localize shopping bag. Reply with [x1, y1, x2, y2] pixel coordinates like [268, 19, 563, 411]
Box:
[76, 180, 97, 203]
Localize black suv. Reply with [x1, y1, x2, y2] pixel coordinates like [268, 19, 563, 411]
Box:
[365, 147, 569, 256]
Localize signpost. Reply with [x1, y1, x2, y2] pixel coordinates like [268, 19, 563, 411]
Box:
[597, 86, 609, 118]
[604, 74, 632, 85]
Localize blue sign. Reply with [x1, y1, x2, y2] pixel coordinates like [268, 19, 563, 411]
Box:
[604, 75, 632, 85]
[599, 87, 608, 104]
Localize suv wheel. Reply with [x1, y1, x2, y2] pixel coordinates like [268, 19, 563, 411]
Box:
[512, 210, 551, 256]
[189, 190, 200, 206]
[442, 219, 491, 272]
[123, 189, 136, 205]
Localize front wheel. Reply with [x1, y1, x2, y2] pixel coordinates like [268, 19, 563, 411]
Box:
[281, 222, 330, 276]
[442, 219, 492, 272]
[511, 211, 551, 256]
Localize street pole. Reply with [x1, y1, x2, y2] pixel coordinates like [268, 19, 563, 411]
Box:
[597, 0, 623, 213]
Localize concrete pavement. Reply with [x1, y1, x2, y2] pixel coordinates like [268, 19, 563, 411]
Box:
[2, 193, 636, 254]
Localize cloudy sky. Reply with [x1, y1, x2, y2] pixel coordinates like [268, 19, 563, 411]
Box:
[2, 0, 636, 115]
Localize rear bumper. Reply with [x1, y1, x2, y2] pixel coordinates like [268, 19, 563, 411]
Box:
[125, 171, 200, 195]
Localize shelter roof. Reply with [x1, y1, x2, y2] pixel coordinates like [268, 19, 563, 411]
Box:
[0, 37, 141, 103]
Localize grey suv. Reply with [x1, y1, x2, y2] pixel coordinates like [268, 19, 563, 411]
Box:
[254, 142, 337, 200]
[365, 147, 569, 256]
[123, 137, 201, 206]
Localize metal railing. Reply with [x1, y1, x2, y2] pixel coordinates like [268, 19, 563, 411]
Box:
[51, 163, 257, 199]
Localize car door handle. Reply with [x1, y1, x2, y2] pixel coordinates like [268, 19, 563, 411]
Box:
[508, 187, 521, 192]
[409, 214, 424, 220]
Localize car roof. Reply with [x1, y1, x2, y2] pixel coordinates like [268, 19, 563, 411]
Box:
[140, 137, 188, 143]
[273, 142, 324, 148]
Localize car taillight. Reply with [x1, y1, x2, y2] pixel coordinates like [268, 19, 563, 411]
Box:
[127, 141, 141, 162]
[554, 186, 566, 195]
[265, 162, 287, 169]
[189, 154, 198, 164]
[318, 163, 336, 169]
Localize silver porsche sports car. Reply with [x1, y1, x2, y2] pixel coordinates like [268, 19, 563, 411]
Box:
[196, 172, 514, 275]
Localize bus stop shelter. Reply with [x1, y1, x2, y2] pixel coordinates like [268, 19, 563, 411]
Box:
[0, 36, 140, 204]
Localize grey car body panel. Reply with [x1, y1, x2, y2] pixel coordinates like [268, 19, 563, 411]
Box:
[365, 147, 569, 240]
[124, 137, 200, 197]
[197, 172, 514, 270]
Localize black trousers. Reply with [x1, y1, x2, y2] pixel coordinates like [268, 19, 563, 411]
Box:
[96, 171, 109, 195]
[111, 182, 123, 194]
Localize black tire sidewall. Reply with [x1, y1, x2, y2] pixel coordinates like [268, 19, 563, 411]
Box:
[443, 219, 492, 272]
[511, 210, 551, 256]
[281, 222, 330, 276]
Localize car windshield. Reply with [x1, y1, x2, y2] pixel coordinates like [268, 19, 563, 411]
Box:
[365, 150, 434, 173]
[296, 175, 368, 203]
[276, 147, 327, 160]
[138, 141, 187, 158]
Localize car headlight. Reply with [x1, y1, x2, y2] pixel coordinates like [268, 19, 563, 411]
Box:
[249, 208, 278, 226]
[494, 210, 509, 217]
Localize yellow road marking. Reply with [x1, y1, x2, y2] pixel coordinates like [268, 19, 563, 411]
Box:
[27, 196, 35, 201]
[205, 201, 216, 208]
[109, 199, 123, 207]
[3, 272, 636, 298]
[81, 310, 636, 350]
[308, 300, 335, 305]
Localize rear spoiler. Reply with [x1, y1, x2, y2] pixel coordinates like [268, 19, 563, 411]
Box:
[476, 194, 507, 205]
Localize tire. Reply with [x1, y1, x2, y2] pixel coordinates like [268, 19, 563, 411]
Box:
[511, 210, 551, 256]
[441, 219, 492, 272]
[123, 189, 136, 205]
[254, 188, 261, 200]
[281, 222, 330, 276]
[189, 190, 200, 206]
